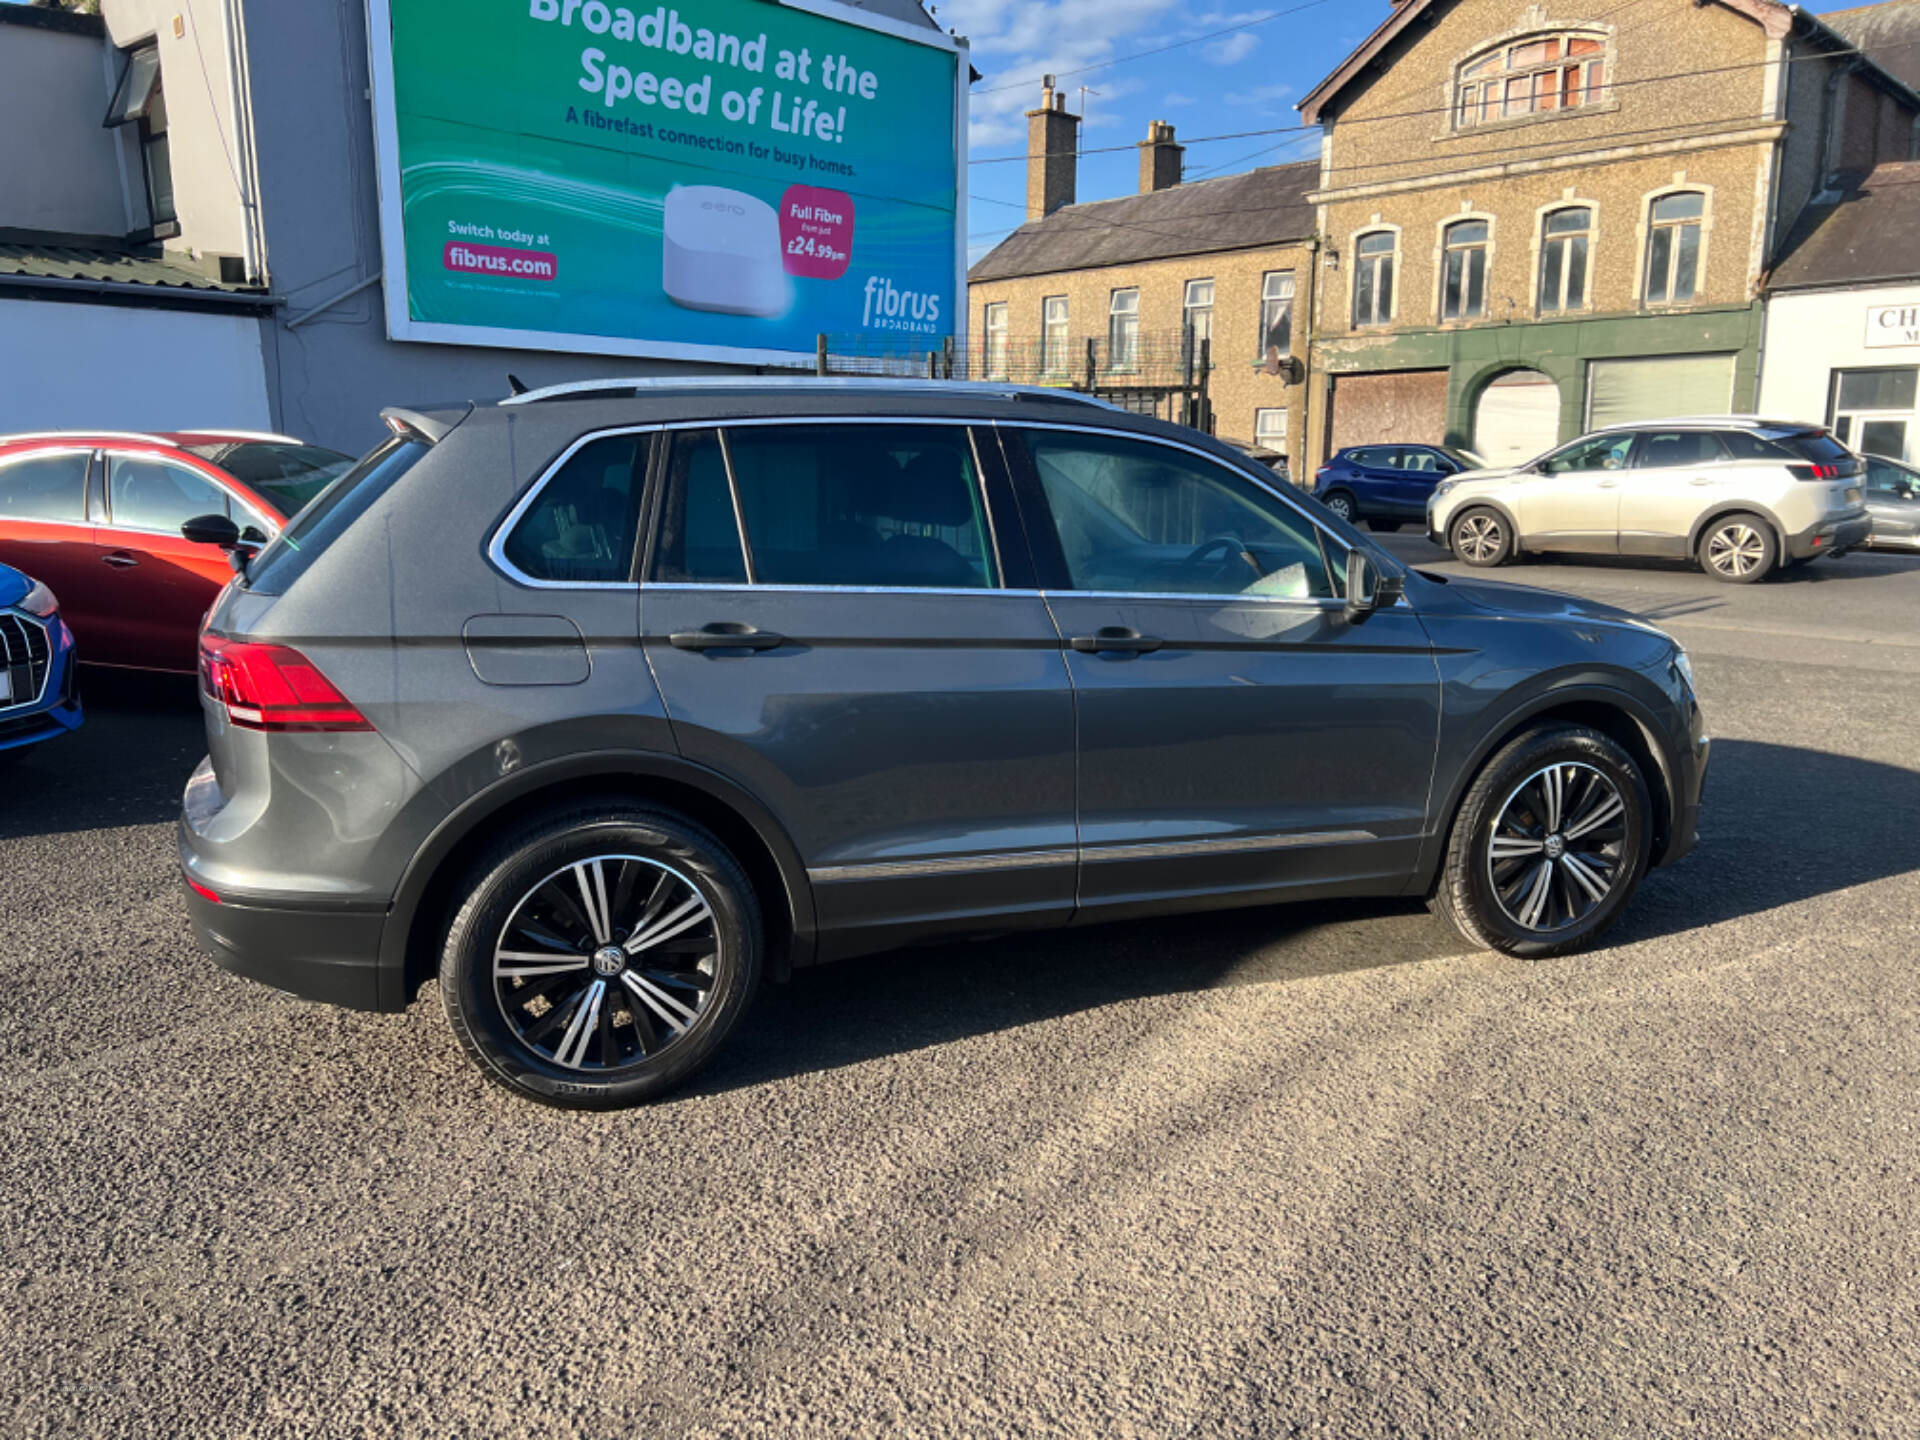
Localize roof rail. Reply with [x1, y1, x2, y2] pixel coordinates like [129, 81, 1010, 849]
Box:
[497, 375, 1125, 411]
[0, 429, 167, 446]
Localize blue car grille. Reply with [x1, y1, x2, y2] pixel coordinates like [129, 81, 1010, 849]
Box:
[0, 613, 51, 711]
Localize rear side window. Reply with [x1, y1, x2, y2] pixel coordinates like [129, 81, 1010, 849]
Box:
[107, 454, 232, 531]
[0, 451, 87, 521]
[245, 438, 428, 596]
[181, 441, 356, 516]
[1718, 431, 1797, 461]
[502, 434, 647, 584]
[1768, 430, 1853, 464]
[1633, 432, 1725, 469]
[652, 429, 746, 584]
[724, 424, 998, 589]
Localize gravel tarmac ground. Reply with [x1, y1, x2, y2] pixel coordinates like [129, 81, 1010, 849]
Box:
[2, 542, 1917, 1440]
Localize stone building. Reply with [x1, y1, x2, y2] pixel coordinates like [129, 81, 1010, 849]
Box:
[967, 85, 1319, 470]
[1295, 0, 1920, 472]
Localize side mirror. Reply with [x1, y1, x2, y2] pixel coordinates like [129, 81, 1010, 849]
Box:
[181, 513, 241, 548]
[1345, 552, 1404, 623]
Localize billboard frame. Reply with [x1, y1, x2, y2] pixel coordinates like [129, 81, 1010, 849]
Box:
[363, 0, 969, 368]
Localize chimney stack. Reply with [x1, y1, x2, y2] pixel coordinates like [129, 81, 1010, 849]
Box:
[1025, 75, 1081, 220]
[1138, 120, 1183, 194]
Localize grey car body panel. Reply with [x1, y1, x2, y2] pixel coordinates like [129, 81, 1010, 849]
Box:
[181, 384, 1706, 1013]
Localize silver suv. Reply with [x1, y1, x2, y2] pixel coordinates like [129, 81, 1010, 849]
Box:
[1429, 418, 1871, 582]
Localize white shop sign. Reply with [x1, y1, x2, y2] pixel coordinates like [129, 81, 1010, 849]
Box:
[1865, 304, 1920, 349]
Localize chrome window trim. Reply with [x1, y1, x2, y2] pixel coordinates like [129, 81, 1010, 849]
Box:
[0, 446, 93, 527]
[486, 412, 1379, 599]
[644, 581, 1047, 599]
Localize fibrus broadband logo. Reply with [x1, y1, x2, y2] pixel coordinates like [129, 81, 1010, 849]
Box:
[443, 242, 558, 280]
[862, 276, 941, 334]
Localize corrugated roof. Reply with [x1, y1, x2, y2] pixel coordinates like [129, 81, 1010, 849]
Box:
[1821, 0, 1920, 90]
[1768, 159, 1920, 290]
[0, 235, 249, 296]
[969, 160, 1318, 283]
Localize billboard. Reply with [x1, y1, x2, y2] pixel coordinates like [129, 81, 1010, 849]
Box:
[366, 0, 967, 367]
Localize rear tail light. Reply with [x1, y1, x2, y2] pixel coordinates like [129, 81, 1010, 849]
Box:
[1788, 460, 1862, 481]
[199, 635, 372, 732]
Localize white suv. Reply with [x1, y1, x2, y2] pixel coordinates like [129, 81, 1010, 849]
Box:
[1427, 418, 1871, 583]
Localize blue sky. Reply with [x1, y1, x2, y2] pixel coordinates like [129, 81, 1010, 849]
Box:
[947, 0, 1867, 262]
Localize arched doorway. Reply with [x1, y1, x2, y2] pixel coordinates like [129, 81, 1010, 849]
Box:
[1474, 369, 1561, 468]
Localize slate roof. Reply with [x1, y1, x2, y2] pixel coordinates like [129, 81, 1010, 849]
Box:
[1821, 1, 1920, 90]
[969, 160, 1319, 282]
[0, 232, 257, 299]
[1768, 160, 1920, 290]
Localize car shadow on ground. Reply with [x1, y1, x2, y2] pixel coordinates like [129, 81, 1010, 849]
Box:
[0, 669, 203, 840]
[696, 739, 1920, 1096]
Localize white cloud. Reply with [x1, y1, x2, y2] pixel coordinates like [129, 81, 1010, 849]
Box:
[1203, 31, 1259, 65]
[1225, 81, 1295, 112]
[1162, 92, 1197, 106]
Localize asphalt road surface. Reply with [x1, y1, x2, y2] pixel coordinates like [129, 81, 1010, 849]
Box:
[4, 544, 1918, 1439]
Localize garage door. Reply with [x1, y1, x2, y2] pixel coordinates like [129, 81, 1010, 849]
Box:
[1586, 354, 1736, 430]
[1328, 369, 1449, 453]
[1473, 370, 1561, 468]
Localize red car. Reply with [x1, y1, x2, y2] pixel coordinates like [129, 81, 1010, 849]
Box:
[0, 430, 355, 673]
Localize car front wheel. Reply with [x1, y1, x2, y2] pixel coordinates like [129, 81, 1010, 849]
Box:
[1431, 724, 1653, 959]
[439, 805, 762, 1109]
[1449, 507, 1512, 567]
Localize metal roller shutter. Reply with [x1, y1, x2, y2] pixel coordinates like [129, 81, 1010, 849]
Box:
[1586, 354, 1736, 430]
[1473, 370, 1562, 468]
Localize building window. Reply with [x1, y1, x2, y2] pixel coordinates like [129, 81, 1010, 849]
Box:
[105, 45, 175, 229]
[1041, 296, 1068, 375]
[1259, 271, 1295, 360]
[1109, 288, 1140, 370]
[1254, 408, 1288, 456]
[1644, 192, 1705, 305]
[983, 302, 1008, 379]
[1442, 220, 1490, 321]
[1352, 232, 1396, 327]
[1183, 279, 1214, 361]
[1456, 32, 1608, 129]
[1830, 367, 1918, 460]
[1539, 206, 1592, 313]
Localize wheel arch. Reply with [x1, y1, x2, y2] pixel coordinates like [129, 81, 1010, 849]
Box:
[379, 751, 817, 1009]
[1418, 685, 1681, 898]
[1688, 500, 1787, 556]
[1447, 497, 1523, 552]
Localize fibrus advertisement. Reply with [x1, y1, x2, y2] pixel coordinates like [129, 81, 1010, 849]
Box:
[370, 0, 965, 364]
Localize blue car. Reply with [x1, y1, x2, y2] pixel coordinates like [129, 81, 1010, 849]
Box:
[1313, 442, 1484, 531]
[0, 562, 81, 756]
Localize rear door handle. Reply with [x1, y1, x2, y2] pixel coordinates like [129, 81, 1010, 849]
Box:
[669, 623, 785, 652]
[1071, 626, 1162, 655]
[101, 551, 139, 569]
[1689, 476, 1716, 486]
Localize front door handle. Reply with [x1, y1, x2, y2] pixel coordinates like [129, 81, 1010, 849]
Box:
[1596, 479, 1621, 489]
[669, 623, 785, 652]
[1071, 626, 1163, 655]
[1689, 476, 1716, 487]
[101, 551, 140, 569]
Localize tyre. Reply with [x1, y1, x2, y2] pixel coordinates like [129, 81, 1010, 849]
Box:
[1698, 512, 1777, 583]
[1449, 507, 1512, 567]
[1368, 519, 1403, 533]
[1322, 490, 1358, 524]
[439, 805, 762, 1109]
[1431, 724, 1652, 960]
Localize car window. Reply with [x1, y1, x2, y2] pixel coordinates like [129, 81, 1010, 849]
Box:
[1867, 459, 1920, 497]
[1635, 431, 1725, 469]
[651, 429, 747, 584]
[1402, 450, 1447, 473]
[0, 450, 88, 522]
[1718, 431, 1795, 462]
[724, 424, 998, 590]
[501, 433, 647, 584]
[107, 453, 232, 532]
[181, 441, 357, 516]
[1014, 429, 1335, 600]
[1539, 433, 1635, 474]
[246, 439, 429, 597]
[1350, 447, 1390, 469]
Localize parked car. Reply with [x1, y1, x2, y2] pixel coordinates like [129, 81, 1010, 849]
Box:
[1314, 443, 1484, 530]
[179, 379, 1708, 1109]
[1428, 418, 1871, 583]
[1862, 454, 1920, 551]
[0, 430, 355, 672]
[0, 561, 82, 757]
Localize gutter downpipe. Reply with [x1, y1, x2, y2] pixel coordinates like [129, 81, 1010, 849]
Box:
[219, 0, 265, 285]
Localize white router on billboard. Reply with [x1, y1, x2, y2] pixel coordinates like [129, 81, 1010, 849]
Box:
[662, 185, 791, 318]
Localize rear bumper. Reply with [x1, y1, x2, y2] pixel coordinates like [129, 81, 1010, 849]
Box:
[1785, 513, 1871, 560]
[182, 877, 391, 1011]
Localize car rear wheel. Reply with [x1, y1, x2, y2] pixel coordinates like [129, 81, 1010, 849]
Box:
[1698, 513, 1777, 583]
[439, 805, 762, 1109]
[1449, 507, 1512, 567]
[1431, 724, 1652, 959]
[1322, 490, 1358, 524]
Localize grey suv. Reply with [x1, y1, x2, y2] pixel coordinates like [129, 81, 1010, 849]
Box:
[180, 379, 1708, 1108]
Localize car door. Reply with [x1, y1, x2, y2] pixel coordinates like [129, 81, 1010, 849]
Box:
[638, 420, 1079, 960]
[1515, 431, 1635, 553]
[1349, 447, 1400, 514]
[1865, 457, 1920, 547]
[0, 447, 102, 649]
[998, 423, 1442, 917]
[93, 450, 249, 670]
[1614, 429, 1730, 558]
[1394, 448, 1455, 517]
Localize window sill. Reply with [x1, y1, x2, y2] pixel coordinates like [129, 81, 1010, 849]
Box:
[1436, 98, 1620, 143]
